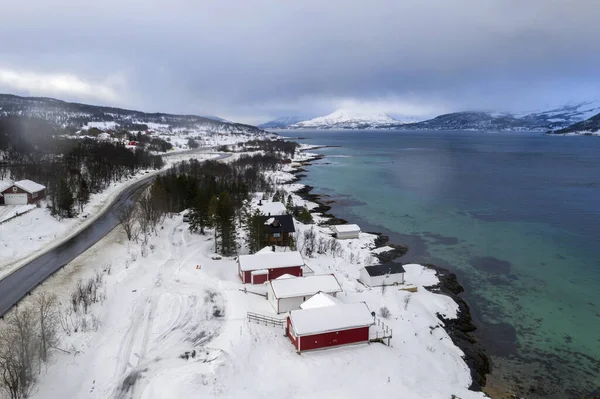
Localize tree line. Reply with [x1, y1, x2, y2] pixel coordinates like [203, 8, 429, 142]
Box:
[0, 116, 164, 219]
[117, 148, 303, 256]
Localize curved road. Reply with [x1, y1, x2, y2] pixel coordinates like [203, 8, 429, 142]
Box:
[0, 151, 228, 317]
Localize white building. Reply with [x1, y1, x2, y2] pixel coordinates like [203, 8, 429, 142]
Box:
[359, 264, 405, 287]
[268, 274, 342, 313]
[331, 224, 361, 239]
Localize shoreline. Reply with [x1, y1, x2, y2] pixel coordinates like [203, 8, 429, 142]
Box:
[289, 150, 494, 395]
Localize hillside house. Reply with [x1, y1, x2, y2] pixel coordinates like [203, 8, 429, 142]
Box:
[287, 295, 374, 352]
[0, 180, 46, 205]
[359, 264, 405, 287]
[238, 251, 305, 284]
[258, 215, 295, 247]
[331, 224, 361, 239]
[267, 275, 342, 313]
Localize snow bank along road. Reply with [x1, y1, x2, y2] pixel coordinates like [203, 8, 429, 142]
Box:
[0, 152, 229, 317]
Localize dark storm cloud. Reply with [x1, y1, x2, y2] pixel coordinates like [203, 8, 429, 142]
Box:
[1, 0, 599, 123]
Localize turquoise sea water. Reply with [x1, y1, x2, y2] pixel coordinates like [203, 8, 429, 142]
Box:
[284, 130, 600, 398]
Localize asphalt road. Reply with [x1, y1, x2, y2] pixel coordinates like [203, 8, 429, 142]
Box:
[0, 151, 228, 317]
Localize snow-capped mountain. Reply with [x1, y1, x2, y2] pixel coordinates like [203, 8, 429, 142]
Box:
[258, 116, 305, 129]
[288, 109, 403, 129]
[282, 100, 600, 131]
[0, 94, 264, 135]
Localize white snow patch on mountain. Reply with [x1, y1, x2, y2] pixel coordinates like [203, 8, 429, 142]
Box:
[290, 108, 401, 129]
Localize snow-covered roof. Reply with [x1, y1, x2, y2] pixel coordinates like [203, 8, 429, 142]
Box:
[290, 302, 374, 336]
[255, 246, 274, 254]
[363, 264, 405, 277]
[238, 251, 305, 272]
[276, 274, 296, 280]
[256, 201, 287, 216]
[14, 180, 46, 193]
[300, 292, 342, 309]
[0, 182, 10, 194]
[331, 224, 361, 233]
[270, 275, 342, 299]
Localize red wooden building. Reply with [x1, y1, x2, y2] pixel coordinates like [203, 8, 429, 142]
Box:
[0, 180, 46, 205]
[287, 296, 374, 352]
[238, 251, 305, 284]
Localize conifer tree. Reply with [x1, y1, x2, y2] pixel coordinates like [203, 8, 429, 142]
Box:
[57, 178, 75, 218]
[77, 178, 90, 213]
[244, 208, 265, 254]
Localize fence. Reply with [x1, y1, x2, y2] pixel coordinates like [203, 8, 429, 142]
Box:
[247, 312, 285, 328]
[0, 206, 37, 225]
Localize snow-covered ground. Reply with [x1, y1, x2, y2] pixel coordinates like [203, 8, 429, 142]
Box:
[0, 204, 35, 224]
[17, 146, 486, 399]
[25, 214, 483, 399]
[0, 151, 222, 280]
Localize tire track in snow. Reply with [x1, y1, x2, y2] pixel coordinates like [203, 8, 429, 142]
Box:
[113, 223, 185, 399]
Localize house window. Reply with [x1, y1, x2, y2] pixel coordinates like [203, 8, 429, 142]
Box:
[273, 233, 281, 238]
[12, 187, 17, 192]
[32, 192, 38, 198]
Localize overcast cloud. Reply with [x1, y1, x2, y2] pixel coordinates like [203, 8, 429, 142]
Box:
[1, 0, 599, 124]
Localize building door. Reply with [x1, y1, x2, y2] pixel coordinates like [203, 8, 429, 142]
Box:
[3, 193, 28, 205]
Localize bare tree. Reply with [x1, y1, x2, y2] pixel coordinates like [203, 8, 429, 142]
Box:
[116, 204, 139, 241]
[35, 293, 59, 363]
[0, 306, 39, 399]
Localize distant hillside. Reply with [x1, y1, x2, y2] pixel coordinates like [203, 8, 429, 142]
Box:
[399, 112, 543, 131]
[551, 112, 600, 135]
[258, 116, 305, 129]
[0, 94, 264, 135]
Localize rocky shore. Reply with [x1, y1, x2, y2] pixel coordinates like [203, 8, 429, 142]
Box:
[289, 150, 491, 394]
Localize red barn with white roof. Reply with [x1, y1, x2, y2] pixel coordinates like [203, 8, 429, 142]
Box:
[287, 294, 374, 352]
[237, 251, 304, 284]
[0, 180, 46, 205]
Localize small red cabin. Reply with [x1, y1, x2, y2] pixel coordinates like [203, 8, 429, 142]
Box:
[238, 251, 304, 284]
[287, 298, 374, 352]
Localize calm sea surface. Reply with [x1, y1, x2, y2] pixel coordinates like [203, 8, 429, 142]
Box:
[282, 130, 600, 398]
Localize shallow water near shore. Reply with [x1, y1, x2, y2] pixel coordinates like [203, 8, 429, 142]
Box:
[283, 130, 600, 398]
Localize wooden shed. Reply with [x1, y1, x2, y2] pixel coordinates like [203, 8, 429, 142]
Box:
[359, 264, 405, 287]
[238, 251, 304, 284]
[287, 296, 374, 352]
[267, 275, 342, 314]
[331, 224, 361, 239]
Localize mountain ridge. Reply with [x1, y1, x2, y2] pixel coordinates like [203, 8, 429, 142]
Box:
[262, 100, 600, 132]
[0, 93, 264, 135]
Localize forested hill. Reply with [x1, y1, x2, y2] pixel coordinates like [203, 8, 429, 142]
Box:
[551, 112, 600, 135]
[0, 94, 264, 135]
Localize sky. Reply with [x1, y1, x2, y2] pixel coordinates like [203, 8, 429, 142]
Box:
[1, 0, 599, 125]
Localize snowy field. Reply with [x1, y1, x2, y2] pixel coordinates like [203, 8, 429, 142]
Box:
[0, 151, 222, 279]
[24, 213, 484, 399]
[13, 146, 486, 399]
